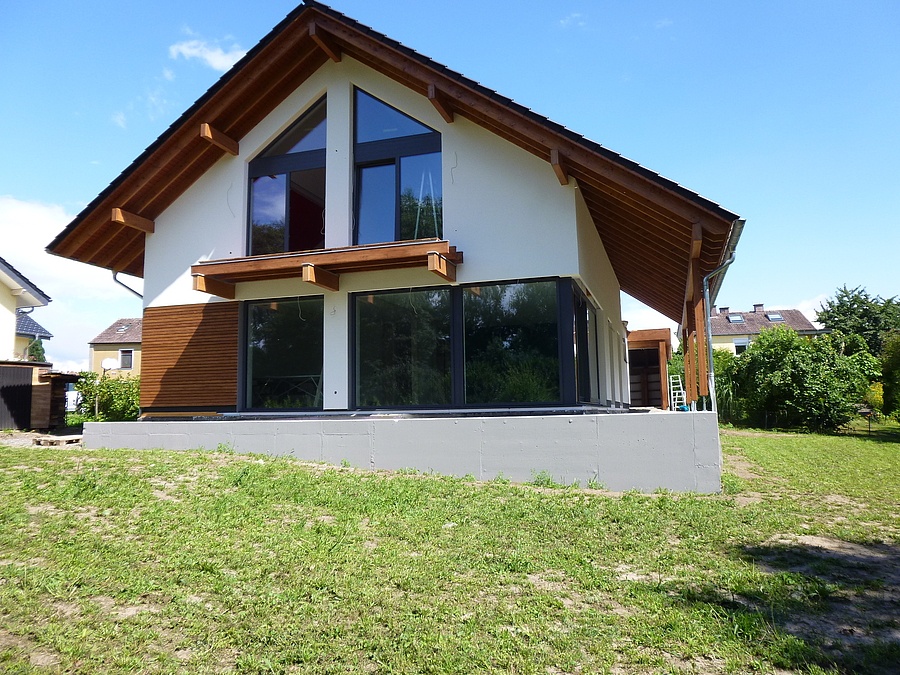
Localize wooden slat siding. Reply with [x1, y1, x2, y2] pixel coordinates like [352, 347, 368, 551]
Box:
[141, 303, 239, 409]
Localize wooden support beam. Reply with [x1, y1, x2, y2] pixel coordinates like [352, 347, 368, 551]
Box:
[192, 274, 235, 300]
[309, 22, 341, 62]
[691, 222, 703, 259]
[659, 340, 671, 410]
[428, 84, 454, 123]
[427, 251, 456, 282]
[199, 123, 239, 156]
[111, 208, 155, 234]
[692, 256, 710, 398]
[301, 263, 340, 292]
[550, 148, 569, 186]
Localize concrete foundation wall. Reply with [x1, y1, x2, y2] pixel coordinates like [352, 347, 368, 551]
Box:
[84, 411, 721, 493]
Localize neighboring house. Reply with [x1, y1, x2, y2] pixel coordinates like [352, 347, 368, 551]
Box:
[46, 1, 744, 491]
[1, 254, 50, 361]
[89, 318, 142, 377]
[0, 254, 70, 429]
[710, 304, 817, 354]
[15, 312, 53, 361]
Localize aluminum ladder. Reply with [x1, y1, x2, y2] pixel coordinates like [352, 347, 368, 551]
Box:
[669, 374, 687, 410]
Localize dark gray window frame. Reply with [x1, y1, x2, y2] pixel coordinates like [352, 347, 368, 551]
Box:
[352, 88, 442, 245]
[349, 278, 583, 410]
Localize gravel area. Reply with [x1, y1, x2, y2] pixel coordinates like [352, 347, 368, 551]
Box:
[0, 430, 83, 448]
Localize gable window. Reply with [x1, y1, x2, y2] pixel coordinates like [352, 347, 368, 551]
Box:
[245, 297, 324, 410]
[119, 349, 134, 370]
[354, 89, 442, 245]
[248, 98, 327, 256]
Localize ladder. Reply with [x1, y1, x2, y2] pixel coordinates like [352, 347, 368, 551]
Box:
[669, 374, 686, 410]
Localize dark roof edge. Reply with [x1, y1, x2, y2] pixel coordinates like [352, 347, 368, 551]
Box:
[0, 255, 51, 304]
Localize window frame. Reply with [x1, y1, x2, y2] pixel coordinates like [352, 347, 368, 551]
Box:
[118, 348, 134, 370]
[349, 277, 582, 410]
[352, 88, 442, 245]
[240, 295, 326, 412]
[247, 97, 327, 256]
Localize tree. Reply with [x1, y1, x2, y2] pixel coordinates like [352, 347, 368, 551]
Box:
[817, 285, 900, 356]
[27, 339, 46, 362]
[734, 326, 879, 432]
[882, 331, 900, 417]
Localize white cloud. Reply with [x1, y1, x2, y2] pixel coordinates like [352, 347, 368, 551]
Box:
[162, 67, 175, 82]
[168, 38, 246, 72]
[0, 196, 143, 371]
[559, 13, 587, 29]
[111, 111, 127, 129]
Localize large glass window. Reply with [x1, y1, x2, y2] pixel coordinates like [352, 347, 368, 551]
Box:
[246, 297, 324, 410]
[355, 288, 452, 407]
[249, 98, 327, 256]
[463, 282, 560, 404]
[354, 89, 442, 245]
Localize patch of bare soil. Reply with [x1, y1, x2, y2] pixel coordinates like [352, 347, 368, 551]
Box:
[723, 454, 763, 480]
[745, 535, 900, 673]
[0, 628, 63, 667]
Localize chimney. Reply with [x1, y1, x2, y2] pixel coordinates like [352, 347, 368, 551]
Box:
[710, 305, 717, 317]
[753, 303, 764, 313]
[719, 307, 729, 315]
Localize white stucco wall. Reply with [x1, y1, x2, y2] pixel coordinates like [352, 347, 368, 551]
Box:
[0, 288, 16, 360]
[140, 56, 624, 410]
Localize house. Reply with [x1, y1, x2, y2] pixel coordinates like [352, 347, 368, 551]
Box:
[1, 254, 50, 361]
[46, 1, 744, 491]
[0, 254, 67, 429]
[15, 312, 53, 361]
[627, 328, 673, 410]
[89, 318, 142, 377]
[710, 304, 817, 354]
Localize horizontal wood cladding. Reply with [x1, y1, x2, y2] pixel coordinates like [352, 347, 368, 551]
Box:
[141, 303, 239, 409]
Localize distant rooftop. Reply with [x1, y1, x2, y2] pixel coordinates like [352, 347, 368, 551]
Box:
[709, 304, 817, 336]
[15, 312, 53, 340]
[89, 318, 143, 345]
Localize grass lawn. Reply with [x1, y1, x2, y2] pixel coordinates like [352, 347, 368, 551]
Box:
[0, 431, 897, 673]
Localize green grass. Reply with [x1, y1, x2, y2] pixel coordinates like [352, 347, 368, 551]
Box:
[0, 431, 897, 673]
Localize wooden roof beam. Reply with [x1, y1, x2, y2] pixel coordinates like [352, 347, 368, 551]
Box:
[309, 22, 341, 62]
[192, 274, 236, 300]
[427, 84, 454, 124]
[427, 251, 456, 282]
[111, 208, 154, 234]
[550, 149, 569, 186]
[199, 123, 239, 156]
[301, 263, 340, 291]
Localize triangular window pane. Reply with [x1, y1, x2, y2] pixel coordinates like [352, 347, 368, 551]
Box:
[266, 97, 327, 156]
[355, 89, 434, 143]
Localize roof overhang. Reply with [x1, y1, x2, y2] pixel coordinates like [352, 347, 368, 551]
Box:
[47, 0, 742, 323]
[0, 257, 51, 308]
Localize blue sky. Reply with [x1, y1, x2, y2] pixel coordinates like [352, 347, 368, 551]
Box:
[1, 0, 898, 369]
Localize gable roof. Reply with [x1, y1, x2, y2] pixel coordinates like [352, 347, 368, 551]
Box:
[710, 307, 816, 336]
[47, 0, 742, 323]
[89, 318, 143, 345]
[0, 255, 51, 309]
[15, 313, 53, 340]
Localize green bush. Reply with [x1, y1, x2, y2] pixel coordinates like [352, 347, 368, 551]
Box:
[734, 327, 879, 432]
[75, 371, 141, 422]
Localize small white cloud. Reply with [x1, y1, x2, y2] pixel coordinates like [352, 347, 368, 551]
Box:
[111, 111, 127, 129]
[559, 13, 587, 29]
[655, 18, 673, 29]
[169, 38, 246, 72]
[162, 67, 175, 82]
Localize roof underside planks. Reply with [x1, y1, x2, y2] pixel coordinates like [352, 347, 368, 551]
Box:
[46, 1, 741, 323]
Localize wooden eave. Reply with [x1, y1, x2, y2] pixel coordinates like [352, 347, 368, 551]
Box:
[191, 239, 462, 298]
[47, 0, 741, 322]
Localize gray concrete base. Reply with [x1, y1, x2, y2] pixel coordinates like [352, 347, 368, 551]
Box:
[83, 411, 721, 492]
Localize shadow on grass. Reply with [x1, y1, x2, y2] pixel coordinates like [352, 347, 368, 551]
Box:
[682, 537, 900, 674]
